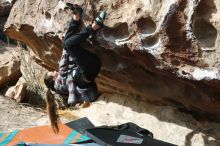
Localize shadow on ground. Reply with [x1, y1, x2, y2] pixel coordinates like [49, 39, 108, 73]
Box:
[96, 92, 220, 146]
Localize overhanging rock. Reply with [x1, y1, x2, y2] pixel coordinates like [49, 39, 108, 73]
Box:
[4, 0, 220, 121]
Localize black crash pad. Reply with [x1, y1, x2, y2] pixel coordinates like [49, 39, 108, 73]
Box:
[66, 117, 95, 135]
[86, 127, 177, 146]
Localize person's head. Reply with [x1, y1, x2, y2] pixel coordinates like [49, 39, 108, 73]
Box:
[43, 71, 58, 91]
[43, 71, 59, 134]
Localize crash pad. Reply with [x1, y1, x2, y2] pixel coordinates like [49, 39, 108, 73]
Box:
[0, 123, 90, 146]
[86, 123, 177, 146]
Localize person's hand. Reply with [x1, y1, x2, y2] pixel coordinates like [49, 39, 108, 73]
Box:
[65, 8, 80, 21]
[72, 12, 80, 21]
[91, 21, 100, 31]
[64, 7, 72, 14]
[53, 71, 59, 80]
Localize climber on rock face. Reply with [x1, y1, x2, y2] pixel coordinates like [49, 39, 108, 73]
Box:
[43, 3, 107, 133]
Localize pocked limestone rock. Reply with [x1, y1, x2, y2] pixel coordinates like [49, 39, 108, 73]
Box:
[5, 83, 27, 102]
[0, 41, 21, 87]
[3, 0, 220, 121]
[0, 0, 15, 40]
[4, 48, 48, 102]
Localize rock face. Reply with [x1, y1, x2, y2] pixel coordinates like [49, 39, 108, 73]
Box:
[0, 0, 15, 42]
[0, 0, 21, 90]
[4, 0, 220, 121]
[0, 1, 10, 14]
[5, 48, 48, 103]
[5, 83, 27, 102]
[0, 41, 21, 88]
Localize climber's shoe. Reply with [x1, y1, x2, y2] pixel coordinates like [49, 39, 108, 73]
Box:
[65, 3, 83, 19]
[95, 11, 107, 28]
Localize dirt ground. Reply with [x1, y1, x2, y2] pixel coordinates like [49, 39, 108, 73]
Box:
[0, 94, 47, 132]
[1, 92, 220, 146]
[0, 94, 70, 132]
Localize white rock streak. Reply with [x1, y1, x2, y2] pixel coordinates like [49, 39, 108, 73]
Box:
[6, 0, 12, 3]
[177, 67, 220, 81]
[192, 68, 219, 80]
[40, 18, 53, 30]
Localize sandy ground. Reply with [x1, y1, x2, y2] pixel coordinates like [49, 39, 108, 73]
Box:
[70, 93, 220, 146]
[0, 93, 220, 146]
[0, 94, 70, 132]
[0, 94, 47, 132]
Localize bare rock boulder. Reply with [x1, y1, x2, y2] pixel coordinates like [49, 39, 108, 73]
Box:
[0, 42, 21, 88]
[4, 0, 220, 121]
[0, 0, 15, 42]
[5, 83, 27, 102]
[0, 0, 11, 17]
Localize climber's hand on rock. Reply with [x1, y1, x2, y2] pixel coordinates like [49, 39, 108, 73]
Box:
[64, 8, 80, 21]
[64, 7, 72, 14]
[72, 12, 80, 21]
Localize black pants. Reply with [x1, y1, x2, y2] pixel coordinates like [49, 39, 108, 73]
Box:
[64, 20, 101, 88]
